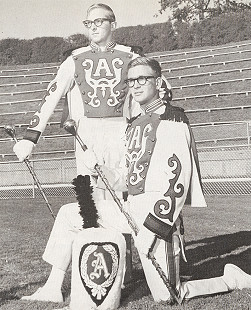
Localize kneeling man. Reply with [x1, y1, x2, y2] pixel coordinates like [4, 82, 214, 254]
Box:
[94, 56, 251, 303]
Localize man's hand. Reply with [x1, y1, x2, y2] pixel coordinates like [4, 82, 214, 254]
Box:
[13, 140, 34, 162]
[134, 226, 156, 257]
[82, 149, 98, 174]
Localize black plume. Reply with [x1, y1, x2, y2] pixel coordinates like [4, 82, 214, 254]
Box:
[72, 175, 99, 229]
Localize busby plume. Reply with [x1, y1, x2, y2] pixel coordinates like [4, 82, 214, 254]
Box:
[72, 175, 99, 229]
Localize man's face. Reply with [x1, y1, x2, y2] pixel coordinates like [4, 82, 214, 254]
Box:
[86, 8, 114, 45]
[127, 65, 160, 106]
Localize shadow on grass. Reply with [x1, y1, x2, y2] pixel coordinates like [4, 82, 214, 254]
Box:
[0, 280, 44, 306]
[181, 230, 251, 280]
[0, 276, 72, 307]
[121, 230, 251, 307]
[1, 231, 250, 307]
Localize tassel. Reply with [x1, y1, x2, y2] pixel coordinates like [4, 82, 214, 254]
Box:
[72, 175, 99, 229]
[160, 104, 189, 124]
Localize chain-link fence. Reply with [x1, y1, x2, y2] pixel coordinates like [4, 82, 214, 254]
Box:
[0, 157, 76, 199]
[199, 145, 251, 195]
[0, 122, 250, 198]
[195, 121, 251, 194]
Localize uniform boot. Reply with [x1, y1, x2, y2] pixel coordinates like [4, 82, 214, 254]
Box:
[222, 264, 251, 290]
[21, 267, 65, 303]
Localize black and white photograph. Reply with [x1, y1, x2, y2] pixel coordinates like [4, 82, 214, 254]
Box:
[0, 1, 250, 309]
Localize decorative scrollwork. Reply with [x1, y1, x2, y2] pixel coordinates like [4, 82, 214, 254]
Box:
[154, 154, 184, 222]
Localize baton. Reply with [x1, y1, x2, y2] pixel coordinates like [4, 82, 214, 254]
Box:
[63, 119, 182, 305]
[5, 125, 56, 220]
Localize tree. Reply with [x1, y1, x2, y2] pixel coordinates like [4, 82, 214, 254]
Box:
[191, 9, 251, 46]
[65, 34, 89, 49]
[30, 37, 68, 63]
[0, 38, 32, 65]
[158, 0, 251, 22]
[115, 22, 177, 53]
[158, 0, 213, 22]
[174, 21, 194, 49]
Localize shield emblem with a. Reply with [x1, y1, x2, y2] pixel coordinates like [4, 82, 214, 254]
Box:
[79, 242, 120, 306]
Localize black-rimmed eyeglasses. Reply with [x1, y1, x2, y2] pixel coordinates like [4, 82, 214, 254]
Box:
[83, 18, 112, 28]
[125, 76, 156, 88]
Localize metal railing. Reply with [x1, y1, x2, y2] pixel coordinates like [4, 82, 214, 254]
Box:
[0, 138, 250, 198]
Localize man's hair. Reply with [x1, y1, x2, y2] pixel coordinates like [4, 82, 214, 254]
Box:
[127, 57, 162, 77]
[87, 3, 116, 22]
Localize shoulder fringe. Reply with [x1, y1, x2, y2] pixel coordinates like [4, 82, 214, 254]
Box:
[72, 175, 99, 229]
[160, 104, 189, 124]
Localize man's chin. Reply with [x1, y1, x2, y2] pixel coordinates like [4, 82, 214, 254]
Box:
[90, 36, 101, 43]
[134, 96, 145, 104]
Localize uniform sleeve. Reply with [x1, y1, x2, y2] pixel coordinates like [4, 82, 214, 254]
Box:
[24, 57, 75, 143]
[143, 123, 206, 241]
[186, 124, 207, 208]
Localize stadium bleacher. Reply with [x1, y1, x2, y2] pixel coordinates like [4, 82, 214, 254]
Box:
[0, 41, 250, 195]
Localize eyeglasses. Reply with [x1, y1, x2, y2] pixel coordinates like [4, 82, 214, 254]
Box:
[125, 76, 156, 88]
[82, 18, 112, 28]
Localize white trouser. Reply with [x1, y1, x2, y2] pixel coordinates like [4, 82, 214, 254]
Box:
[75, 116, 126, 200]
[70, 228, 126, 310]
[126, 195, 230, 302]
[43, 202, 131, 271]
[138, 235, 229, 302]
[43, 202, 230, 302]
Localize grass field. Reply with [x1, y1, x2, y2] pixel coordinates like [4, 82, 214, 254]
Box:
[0, 195, 251, 310]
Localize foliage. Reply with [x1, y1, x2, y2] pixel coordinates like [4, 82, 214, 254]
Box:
[30, 37, 69, 63]
[2, 7, 251, 65]
[114, 21, 177, 53]
[173, 21, 194, 49]
[192, 10, 251, 46]
[65, 33, 89, 48]
[0, 38, 32, 65]
[159, 0, 215, 22]
[158, 0, 251, 22]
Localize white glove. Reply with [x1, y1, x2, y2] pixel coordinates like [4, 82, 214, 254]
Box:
[82, 149, 98, 174]
[134, 226, 156, 257]
[96, 165, 127, 192]
[13, 139, 34, 162]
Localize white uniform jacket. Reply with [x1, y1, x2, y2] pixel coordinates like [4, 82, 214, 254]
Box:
[23, 43, 141, 144]
[126, 105, 207, 241]
[98, 104, 207, 240]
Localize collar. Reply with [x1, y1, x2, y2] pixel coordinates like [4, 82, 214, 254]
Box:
[90, 41, 116, 52]
[140, 98, 165, 115]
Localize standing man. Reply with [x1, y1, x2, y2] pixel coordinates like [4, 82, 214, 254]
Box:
[13, 3, 144, 303]
[13, 3, 171, 304]
[13, 3, 144, 201]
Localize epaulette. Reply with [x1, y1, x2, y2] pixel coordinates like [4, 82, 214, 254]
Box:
[160, 104, 189, 124]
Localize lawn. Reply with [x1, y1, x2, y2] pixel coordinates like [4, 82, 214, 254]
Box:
[0, 195, 250, 310]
